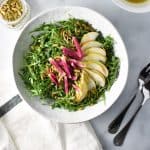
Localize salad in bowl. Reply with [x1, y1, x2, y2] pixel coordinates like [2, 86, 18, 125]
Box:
[13, 7, 128, 123]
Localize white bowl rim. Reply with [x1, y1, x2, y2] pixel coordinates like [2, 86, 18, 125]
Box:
[12, 6, 129, 123]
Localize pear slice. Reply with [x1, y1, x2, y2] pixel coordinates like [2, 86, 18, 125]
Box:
[81, 41, 102, 51]
[88, 75, 96, 90]
[81, 32, 99, 45]
[84, 47, 106, 56]
[75, 71, 89, 102]
[85, 68, 105, 87]
[83, 53, 106, 63]
[83, 60, 108, 77]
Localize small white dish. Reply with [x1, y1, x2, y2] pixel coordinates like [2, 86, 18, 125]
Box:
[13, 6, 128, 123]
[112, 0, 150, 13]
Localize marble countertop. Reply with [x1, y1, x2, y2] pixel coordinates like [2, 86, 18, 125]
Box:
[1, 0, 150, 149]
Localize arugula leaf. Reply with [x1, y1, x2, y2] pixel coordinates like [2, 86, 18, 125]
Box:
[20, 18, 120, 111]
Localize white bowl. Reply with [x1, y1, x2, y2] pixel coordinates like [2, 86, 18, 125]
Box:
[13, 6, 128, 123]
[112, 0, 150, 13]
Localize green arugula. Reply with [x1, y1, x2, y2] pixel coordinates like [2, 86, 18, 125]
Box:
[20, 18, 120, 111]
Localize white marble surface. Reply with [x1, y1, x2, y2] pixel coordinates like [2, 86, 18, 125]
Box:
[1, 0, 150, 150]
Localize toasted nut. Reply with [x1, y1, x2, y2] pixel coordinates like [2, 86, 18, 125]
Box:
[0, 0, 23, 21]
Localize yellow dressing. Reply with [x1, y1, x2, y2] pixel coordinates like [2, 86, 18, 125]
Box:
[126, 0, 148, 3]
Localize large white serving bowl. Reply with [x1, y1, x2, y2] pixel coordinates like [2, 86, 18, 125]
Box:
[13, 6, 128, 123]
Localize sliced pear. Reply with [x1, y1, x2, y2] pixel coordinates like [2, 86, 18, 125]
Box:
[81, 32, 99, 45]
[83, 53, 106, 63]
[81, 41, 102, 51]
[87, 75, 96, 90]
[83, 60, 108, 77]
[75, 71, 89, 102]
[85, 68, 105, 87]
[84, 47, 106, 56]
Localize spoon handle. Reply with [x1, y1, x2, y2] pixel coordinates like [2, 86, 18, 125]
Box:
[113, 90, 144, 146]
[108, 95, 136, 134]
[113, 105, 141, 146]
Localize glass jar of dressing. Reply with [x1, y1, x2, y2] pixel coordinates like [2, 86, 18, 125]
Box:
[0, 0, 30, 29]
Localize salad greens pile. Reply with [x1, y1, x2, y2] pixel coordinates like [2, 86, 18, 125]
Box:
[20, 18, 120, 111]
